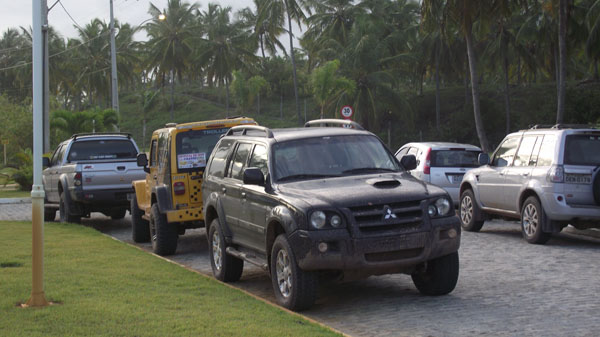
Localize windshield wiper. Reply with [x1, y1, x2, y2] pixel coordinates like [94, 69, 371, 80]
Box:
[342, 167, 397, 175]
[278, 174, 340, 182]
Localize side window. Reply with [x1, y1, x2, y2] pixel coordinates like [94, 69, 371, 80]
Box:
[207, 139, 234, 178]
[157, 133, 169, 170]
[492, 137, 520, 167]
[149, 139, 158, 167]
[50, 144, 64, 166]
[395, 147, 409, 159]
[514, 136, 538, 167]
[536, 135, 556, 167]
[228, 143, 253, 180]
[248, 144, 268, 178]
[407, 147, 419, 156]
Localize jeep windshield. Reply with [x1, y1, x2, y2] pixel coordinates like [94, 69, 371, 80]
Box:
[176, 127, 230, 172]
[273, 135, 400, 182]
[564, 134, 600, 166]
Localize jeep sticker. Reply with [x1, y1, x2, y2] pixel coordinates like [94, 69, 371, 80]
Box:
[177, 153, 206, 169]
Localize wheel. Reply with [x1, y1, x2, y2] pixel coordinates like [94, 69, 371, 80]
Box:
[59, 191, 81, 223]
[208, 219, 243, 282]
[149, 203, 178, 255]
[44, 207, 56, 222]
[412, 252, 459, 296]
[131, 195, 150, 243]
[521, 196, 551, 244]
[110, 208, 127, 220]
[459, 189, 484, 232]
[270, 234, 318, 311]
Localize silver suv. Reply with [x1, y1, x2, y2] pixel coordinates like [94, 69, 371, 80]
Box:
[459, 125, 600, 244]
[395, 142, 482, 204]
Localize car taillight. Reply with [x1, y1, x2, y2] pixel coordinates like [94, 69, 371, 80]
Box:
[74, 172, 82, 186]
[424, 148, 431, 174]
[547, 165, 564, 183]
[173, 182, 186, 195]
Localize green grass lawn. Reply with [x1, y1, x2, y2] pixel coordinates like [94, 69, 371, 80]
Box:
[0, 221, 339, 337]
[0, 190, 30, 198]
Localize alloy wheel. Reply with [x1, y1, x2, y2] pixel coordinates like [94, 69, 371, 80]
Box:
[276, 249, 292, 298]
[522, 204, 539, 237]
[212, 230, 222, 271]
[460, 195, 473, 225]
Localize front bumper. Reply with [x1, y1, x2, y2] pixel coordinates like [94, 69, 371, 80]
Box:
[288, 216, 461, 274]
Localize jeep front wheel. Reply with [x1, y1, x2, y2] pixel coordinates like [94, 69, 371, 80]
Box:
[149, 203, 178, 255]
[411, 252, 459, 296]
[208, 219, 243, 282]
[270, 234, 318, 311]
[521, 196, 551, 245]
[131, 195, 150, 243]
[459, 189, 484, 232]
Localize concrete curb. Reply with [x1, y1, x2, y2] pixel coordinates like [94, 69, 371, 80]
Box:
[0, 198, 31, 204]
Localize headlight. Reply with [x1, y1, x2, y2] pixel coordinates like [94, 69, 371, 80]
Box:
[310, 211, 327, 229]
[331, 215, 342, 228]
[434, 197, 452, 216]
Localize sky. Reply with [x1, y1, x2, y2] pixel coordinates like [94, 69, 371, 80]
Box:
[0, 0, 250, 40]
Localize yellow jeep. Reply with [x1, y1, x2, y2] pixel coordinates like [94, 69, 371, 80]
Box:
[131, 117, 257, 255]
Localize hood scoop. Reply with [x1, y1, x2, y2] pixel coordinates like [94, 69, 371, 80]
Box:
[366, 178, 401, 189]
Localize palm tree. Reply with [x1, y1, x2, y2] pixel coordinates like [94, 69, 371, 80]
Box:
[586, 0, 600, 79]
[556, 0, 568, 124]
[310, 59, 355, 119]
[238, 0, 286, 59]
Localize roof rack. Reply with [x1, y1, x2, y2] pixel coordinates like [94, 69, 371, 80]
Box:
[71, 132, 132, 140]
[225, 125, 274, 138]
[526, 124, 597, 130]
[304, 119, 364, 130]
[165, 122, 177, 127]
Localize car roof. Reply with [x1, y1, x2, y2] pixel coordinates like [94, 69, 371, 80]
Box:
[227, 126, 373, 143]
[401, 142, 481, 151]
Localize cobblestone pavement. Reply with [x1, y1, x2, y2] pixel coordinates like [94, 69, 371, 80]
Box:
[3, 201, 600, 337]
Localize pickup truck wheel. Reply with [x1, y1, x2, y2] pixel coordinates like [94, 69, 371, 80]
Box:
[411, 252, 459, 296]
[150, 203, 178, 255]
[131, 195, 150, 243]
[59, 191, 81, 224]
[459, 189, 484, 232]
[110, 209, 127, 220]
[270, 234, 318, 311]
[44, 207, 56, 222]
[521, 196, 551, 245]
[208, 219, 243, 282]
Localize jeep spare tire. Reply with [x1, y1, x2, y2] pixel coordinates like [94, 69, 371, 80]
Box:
[593, 168, 600, 206]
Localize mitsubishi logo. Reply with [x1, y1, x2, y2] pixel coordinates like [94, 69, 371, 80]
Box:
[383, 206, 397, 221]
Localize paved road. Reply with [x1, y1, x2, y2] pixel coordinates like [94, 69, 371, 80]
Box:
[3, 202, 600, 337]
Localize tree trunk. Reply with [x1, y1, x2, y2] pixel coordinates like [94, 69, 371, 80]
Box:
[517, 57, 522, 85]
[260, 35, 266, 59]
[225, 80, 230, 118]
[464, 24, 490, 153]
[170, 69, 175, 121]
[285, 1, 302, 125]
[464, 56, 469, 110]
[554, 46, 560, 98]
[435, 39, 441, 131]
[556, 0, 568, 124]
[503, 53, 511, 134]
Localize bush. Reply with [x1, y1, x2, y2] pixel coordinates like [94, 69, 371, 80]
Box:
[11, 149, 33, 191]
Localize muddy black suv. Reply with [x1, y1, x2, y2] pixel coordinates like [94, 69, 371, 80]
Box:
[202, 122, 461, 310]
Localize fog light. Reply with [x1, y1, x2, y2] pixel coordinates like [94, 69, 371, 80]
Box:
[318, 242, 328, 253]
[447, 229, 457, 239]
[331, 215, 342, 228]
[428, 205, 437, 217]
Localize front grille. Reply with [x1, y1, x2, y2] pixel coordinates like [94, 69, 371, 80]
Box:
[349, 200, 423, 234]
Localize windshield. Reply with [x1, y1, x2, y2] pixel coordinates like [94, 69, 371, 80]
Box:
[67, 139, 137, 162]
[431, 150, 481, 168]
[273, 135, 400, 181]
[564, 134, 600, 166]
[176, 128, 229, 172]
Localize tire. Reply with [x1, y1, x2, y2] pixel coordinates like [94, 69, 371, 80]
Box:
[149, 203, 178, 255]
[521, 196, 551, 245]
[208, 219, 243, 282]
[411, 252, 459, 296]
[270, 234, 318, 311]
[44, 207, 56, 222]
[59, 191, 81, 224]
[459, 189, 484, 232]
[110, 208, 127, 220]
[131, 195, 150, 243]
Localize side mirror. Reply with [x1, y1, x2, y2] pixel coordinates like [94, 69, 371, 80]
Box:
[137, 153, 150, 173]
[43, 157, 50, 168]
[478, 153, 490, 166]
[243, 167, 265, 186]
[400, 154, 417, 171]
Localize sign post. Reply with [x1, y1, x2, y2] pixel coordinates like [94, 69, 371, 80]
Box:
[340, 105, 354, 120]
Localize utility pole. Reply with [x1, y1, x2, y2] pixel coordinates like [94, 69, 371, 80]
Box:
[110, 0, 120, 122]
[27, 0, 50, 308]
[43, 0, 50, 153]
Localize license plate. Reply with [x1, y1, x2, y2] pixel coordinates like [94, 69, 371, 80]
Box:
[565, 174, 591, 184]
[448, 174, 464, 184]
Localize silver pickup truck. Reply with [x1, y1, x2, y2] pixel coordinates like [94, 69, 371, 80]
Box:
[42, 133, 146, 223]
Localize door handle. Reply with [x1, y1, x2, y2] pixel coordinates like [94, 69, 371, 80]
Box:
[522, 172, 530, 176]
[241, 192, 246, 198]
[221, 187, 226, 194]
[499, 172, 505, 176]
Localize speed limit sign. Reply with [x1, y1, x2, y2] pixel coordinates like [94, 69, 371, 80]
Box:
[340, 105, 354, 119]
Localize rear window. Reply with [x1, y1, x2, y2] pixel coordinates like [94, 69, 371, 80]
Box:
[175, 128, 229, 172]
[564, 134, 600, 166]
[430, 150, 481, 168]
[67, 139, 137, 162]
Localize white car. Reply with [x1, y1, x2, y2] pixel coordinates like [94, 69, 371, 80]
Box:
[395, 142, 482, 204]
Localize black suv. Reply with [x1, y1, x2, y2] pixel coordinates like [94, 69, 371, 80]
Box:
[202, 122, 461, 310]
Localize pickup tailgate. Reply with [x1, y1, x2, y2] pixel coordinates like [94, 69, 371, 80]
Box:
[80, 160, 146, 192]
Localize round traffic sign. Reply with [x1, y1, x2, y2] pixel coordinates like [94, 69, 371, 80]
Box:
[340, 105, 354, 119]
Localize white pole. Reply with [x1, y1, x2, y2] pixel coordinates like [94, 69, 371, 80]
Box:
[43, 0, 50, 153]
[110, 0, 120, 120]
[27, 0, 49, 307]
